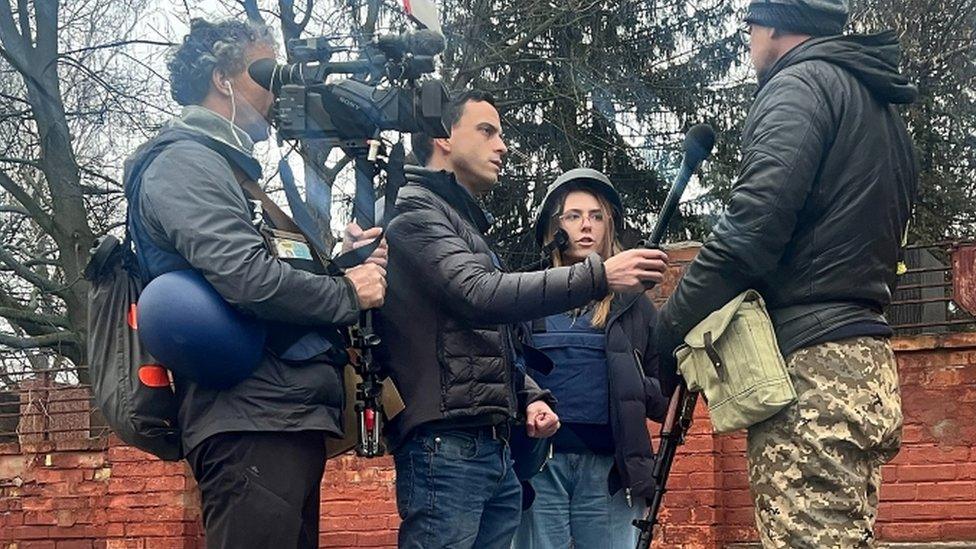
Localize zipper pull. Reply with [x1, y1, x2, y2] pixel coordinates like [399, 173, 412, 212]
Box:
[626, 488, 633, 508]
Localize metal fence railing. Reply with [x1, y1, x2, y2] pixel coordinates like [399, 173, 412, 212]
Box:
[0, 365, 107, 445]
[889, 241, 976, 335]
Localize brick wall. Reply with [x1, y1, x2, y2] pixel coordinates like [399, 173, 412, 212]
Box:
[2, 244, 975, 548]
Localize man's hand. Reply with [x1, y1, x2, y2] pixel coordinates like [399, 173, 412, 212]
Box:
[604, 248, 669, 293]
[345, 263, 387, 310]
[526, 400, 560, 438]
[341, 222, 388, 269]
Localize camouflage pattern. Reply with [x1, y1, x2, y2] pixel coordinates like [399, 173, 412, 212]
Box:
[747, 336, 903, 548]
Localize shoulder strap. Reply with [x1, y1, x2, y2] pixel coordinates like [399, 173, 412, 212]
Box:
[231, 169, 301, 233]
[229, 167, 336, 271]
[124, 137, 189, 279]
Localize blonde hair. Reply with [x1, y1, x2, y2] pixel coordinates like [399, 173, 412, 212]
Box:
[544, 189, 622, 329]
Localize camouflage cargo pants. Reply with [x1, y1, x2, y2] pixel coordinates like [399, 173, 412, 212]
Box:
[747, 336, 903, 548]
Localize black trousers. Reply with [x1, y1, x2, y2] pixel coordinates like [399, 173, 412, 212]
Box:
[187, 431, 328, 549]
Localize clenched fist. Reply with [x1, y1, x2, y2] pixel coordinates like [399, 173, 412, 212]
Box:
[526, 400, 560, 438]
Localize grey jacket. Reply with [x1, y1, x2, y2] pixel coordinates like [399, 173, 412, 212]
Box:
[126, 107, 360, 452]
[657, 32, 918, 393]
[376, 168, 609, 447]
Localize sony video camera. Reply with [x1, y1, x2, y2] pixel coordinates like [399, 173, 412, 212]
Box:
[248, 27, 451, 146]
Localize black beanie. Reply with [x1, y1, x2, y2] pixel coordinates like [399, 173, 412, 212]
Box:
[745, 0, 849, 36]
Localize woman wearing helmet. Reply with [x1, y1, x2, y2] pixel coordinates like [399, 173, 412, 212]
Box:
[513, 168, 670, 549]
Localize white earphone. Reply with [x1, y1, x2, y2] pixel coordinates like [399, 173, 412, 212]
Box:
[223, 79, 245, 149]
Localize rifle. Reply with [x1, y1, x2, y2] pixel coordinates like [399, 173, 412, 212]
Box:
[630, 124, 715, 547]
[633, 384, 699, 548]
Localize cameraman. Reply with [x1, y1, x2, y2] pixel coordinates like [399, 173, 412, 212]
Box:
[124, 19, 385, 548]
[375, 90, 669, 548]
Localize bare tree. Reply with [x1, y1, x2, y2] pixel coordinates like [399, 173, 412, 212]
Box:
[0, 0, 172, 381]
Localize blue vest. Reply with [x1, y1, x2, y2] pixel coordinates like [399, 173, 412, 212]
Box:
[531, 311, 610, 425]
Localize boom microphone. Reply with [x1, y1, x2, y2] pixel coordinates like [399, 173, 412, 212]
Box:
[376, 29, 446, 58]
[646, 124, 716, 246]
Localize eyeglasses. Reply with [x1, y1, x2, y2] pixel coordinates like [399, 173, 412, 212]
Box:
[555, 211, 606, 226]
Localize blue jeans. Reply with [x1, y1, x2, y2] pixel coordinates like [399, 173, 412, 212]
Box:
[394, 427, 523, 549]
[513, 452, 646, 549]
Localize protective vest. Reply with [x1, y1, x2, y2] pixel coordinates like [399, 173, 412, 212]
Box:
[531, 310, 610, 425]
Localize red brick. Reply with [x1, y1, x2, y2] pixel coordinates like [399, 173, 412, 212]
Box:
[877, 521, 942, 541]
[3, 510, 26, 527]
[898, 445, 971, 465]
[24, 510, 58, 525]
[4, 525, 52, 539]
[47, 452, 106, 469]
[144, 476, 186, 492]
[107, 478, 146, 494]
[915, 481, 976, 501]
[107, 492, 183, 510]
[19, 542, 57, 549]
[125, 522, 191, 537]
[940, 520, 976, 540]
[138, 538, 187, 549]
[355, 530, 397, 547]
[110, 462, 180, 479]
[34, 469, 85, 485]
[107, 446, 157, 463]
[879, 483, 917, 501]
[896, 464, 957, 482]
[104, 540, 144, 549]
[47, 526, 106, 539]
[321, 532, 359, 547]
[56, 541, 94, 549]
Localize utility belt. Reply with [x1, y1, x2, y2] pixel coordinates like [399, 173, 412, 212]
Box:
[419, 417, 512, 443]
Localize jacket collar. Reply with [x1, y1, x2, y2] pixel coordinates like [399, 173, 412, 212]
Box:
[404, 165, 493, 234]
[162, 106, 263, 181]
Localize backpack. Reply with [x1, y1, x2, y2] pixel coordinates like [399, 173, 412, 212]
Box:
[84, 137, 188, 460]
[85, 233, 182, 460]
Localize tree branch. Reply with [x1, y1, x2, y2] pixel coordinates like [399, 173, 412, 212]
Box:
[60, 39, 176, 57]
[0, 244, 65, 299]
[243, 0, 264, 24]
[0, 4, 26, 64]
[33, 0, 57, 60]
[0, 168, 55, 235]
[0, 306, 69, 329]
[16, 0, 30, 47]
[454, 10, 564, 85]
[0, 330, 79, 350]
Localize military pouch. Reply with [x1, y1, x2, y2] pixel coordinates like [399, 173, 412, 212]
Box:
[675, 289, 796, 434]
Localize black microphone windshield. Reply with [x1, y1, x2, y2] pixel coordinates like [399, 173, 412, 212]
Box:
[409, 29, 446, 56]
[248, 58, 277, 91]
[682, 124, 716, 168]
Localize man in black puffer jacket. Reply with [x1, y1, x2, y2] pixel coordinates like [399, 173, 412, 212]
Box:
[376, 91, 670, 549]
[655, 1, 918, 547]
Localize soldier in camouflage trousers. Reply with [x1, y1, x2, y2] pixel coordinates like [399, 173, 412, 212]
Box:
[653, 0, 918, 546]
[748, 337, 903, 548]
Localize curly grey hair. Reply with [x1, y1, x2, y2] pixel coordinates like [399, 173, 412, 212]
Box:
[167, 18, 277, 106]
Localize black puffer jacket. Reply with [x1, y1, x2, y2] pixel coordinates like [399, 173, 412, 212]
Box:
[598, 292, 668, 497]
[657, 32, 918, 392]
[376, 168, 610, 447]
